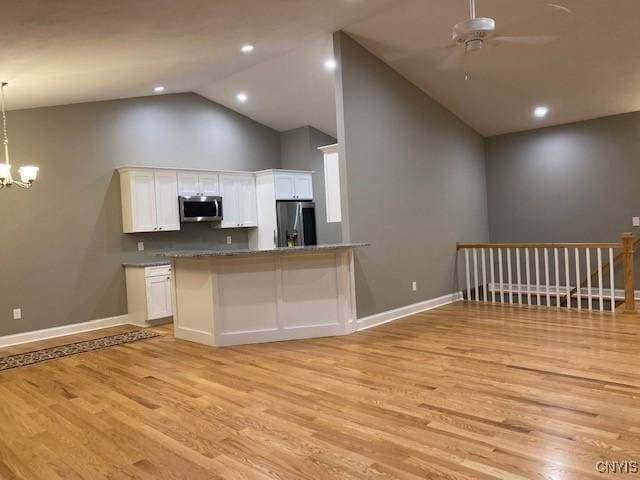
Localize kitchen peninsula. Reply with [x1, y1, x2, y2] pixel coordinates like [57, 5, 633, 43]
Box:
[160, 243, 367, 346]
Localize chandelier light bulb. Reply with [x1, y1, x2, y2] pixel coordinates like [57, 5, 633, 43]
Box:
[18, 165, 39, 183]
[0, 162, 10, 181]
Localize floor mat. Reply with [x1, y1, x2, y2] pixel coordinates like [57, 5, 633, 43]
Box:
[0, 329, 160, 371]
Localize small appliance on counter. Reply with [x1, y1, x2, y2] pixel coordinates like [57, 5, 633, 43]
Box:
[276, 201, 317, 247]
[179, 196, 223, 223]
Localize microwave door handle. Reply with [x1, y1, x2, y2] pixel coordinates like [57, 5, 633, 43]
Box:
[214, 198, 220, 218]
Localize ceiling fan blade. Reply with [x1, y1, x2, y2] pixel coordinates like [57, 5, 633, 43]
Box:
[546, 3, 572, 14]
[435, 47, 465, 70]
[493, 35, 558, 45]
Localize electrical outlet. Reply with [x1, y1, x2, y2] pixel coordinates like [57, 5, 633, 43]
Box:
[633, 217, 640, 227]
[137, 242, 145, 251]
[412, 281, 417, 292]
[226, 236, 232, 245]
[13, 308, 21, 320]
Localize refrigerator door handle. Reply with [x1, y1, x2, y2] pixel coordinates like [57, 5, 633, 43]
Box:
[273, 228, 278, 247]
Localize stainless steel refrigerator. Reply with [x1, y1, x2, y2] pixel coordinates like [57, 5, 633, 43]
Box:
[276, 201, 317, 247]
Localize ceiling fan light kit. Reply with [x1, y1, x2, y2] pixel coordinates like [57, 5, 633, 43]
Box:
[453, 16, 496, 52]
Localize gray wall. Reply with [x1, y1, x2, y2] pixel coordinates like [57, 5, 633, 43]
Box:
[333, 32, 489, 318]
[280, 126, 342, 244]
[486, 111, 640, 243]
[0, 93, 281, 336]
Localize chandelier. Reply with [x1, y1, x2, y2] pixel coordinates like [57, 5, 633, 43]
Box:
[0, 82, 38, 189]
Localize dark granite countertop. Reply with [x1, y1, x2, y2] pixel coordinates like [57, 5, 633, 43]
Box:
[156, 243, 369, 258]
[122, 260, 172, 268]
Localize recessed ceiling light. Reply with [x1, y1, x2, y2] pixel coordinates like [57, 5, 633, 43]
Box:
[324, 58, 337, 71]
[241, 44, 254, 53]
[533, 106, 549, 118]
[154, 86, 165, 93]
[236, 92, 248, 103]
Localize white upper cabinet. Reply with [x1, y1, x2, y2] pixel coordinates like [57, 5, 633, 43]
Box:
[177, 173, 198, 196]
[219, 174, 257, 228]
[199, 174, 220, 196]
[154, 171, 181, 231]
[119, 169, 180, 233]
[274, 172, 313, 200]
[129, 170, 157, 232]
[177, 172, 219, 196]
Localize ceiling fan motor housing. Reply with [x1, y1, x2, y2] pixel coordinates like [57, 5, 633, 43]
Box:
[452, 17, 496, 50]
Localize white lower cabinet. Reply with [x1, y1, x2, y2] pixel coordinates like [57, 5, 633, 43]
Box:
[219, 174, 257, 228]
[125, 265, 173, 325]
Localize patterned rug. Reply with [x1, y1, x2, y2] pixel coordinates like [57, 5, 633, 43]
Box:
[0, 329, 160, 371]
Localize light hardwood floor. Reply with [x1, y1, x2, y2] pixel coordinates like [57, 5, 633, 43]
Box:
[0, 302, 639, 479]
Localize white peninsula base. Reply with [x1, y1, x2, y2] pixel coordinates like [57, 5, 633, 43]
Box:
[169, 245, 363, 347]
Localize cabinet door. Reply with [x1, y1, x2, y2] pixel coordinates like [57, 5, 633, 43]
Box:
[154, 171, 180, 232]
[237, 176, 257, 227]
[219, 175, 239, 228]
[130, 171, 158, 232]
[274, 173, 295, 200]
[177, 173, 199, 196]
[199, 174, 219, 196]
[145, 275, 173, 320]
[293, 174, 313, 200]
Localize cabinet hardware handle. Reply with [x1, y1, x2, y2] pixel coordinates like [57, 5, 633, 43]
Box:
[166, 277, 171, 280]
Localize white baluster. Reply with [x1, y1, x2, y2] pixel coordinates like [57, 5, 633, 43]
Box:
[473, 248, 479, 302]
[525, 248, 531, 305]
[516, 248, 522, 304]
[490, 248, 496, 303]
[554, 248, 560, 308]
[465, 249, 471, 301]
[481, 249, 487, 302]
[575, 248, 581, 311]
[498, 249, 504, 303]
[507, 248, 513, 304]
[544, 248, 550, 307]
[609, 248, 615, 313]
[534, 248, 541, 306]
[564, 248, 571, 309]
[597, 248, 604, 312]
[586, 248, 592, 311]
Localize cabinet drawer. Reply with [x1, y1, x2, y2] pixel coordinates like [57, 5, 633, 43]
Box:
[145, 265, 172, 278]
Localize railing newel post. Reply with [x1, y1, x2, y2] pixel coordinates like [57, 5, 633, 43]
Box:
[622, 233, 636, 314]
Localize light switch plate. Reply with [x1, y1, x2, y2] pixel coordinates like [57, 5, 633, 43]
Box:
[13, 308, 21, 320]
[227, 236, 232, 245]
[412, 281, 417, 292]
[633, 217, 640, 227]
[138, 242, 145, 251]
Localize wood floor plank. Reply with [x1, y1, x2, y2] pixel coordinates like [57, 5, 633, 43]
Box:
[0, 302, 639, 479]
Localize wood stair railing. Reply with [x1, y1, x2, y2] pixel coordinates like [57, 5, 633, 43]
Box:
[559, 234, 640, 308]
[457, 233, 637, 314]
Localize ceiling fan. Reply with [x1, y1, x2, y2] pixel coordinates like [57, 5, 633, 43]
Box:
[434, 0, 565, 69]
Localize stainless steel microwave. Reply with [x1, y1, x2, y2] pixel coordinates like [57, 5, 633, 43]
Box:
[179, 196, 223, 223]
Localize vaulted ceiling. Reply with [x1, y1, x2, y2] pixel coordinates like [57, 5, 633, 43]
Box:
[2, 0, 639, 137]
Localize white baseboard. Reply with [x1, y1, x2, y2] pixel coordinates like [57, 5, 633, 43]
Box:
[0, 314, 130, 349]
[487, 282, 640, 301]
[356, 291, 463, 331]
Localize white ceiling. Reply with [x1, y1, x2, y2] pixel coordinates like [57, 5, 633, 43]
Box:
[0, 0, 393, 114]
[2, 0, 640, 137]
[197, 35, 337, 136]
[344, 0, 640, 136]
